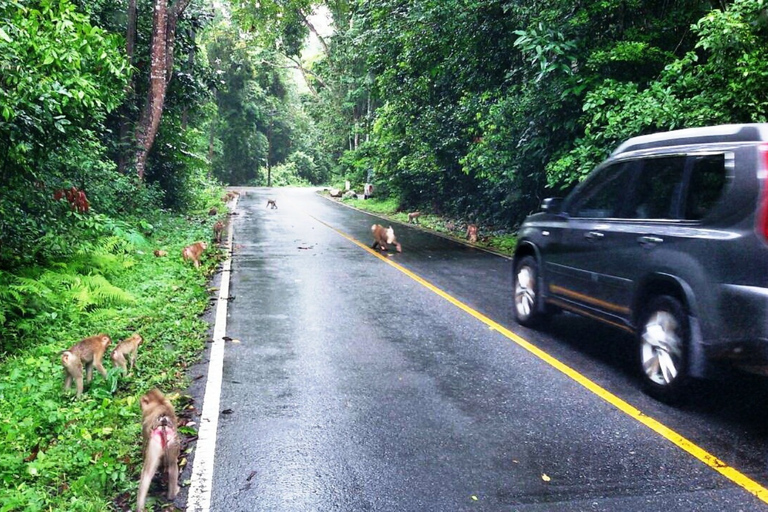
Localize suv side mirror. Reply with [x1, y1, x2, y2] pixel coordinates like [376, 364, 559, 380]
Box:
[541, 197, 563, 213]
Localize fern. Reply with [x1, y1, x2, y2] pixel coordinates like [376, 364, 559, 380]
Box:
[99, 235, 126, 254]
[85, 307, 121, 326]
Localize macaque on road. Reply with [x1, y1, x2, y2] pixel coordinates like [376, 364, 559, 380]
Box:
[371, 224, 402, 252]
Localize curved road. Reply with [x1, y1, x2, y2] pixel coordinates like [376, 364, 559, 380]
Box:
[182, 187, 768, 512]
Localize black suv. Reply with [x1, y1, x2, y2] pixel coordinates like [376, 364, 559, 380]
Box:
[513, 123, 768, 401]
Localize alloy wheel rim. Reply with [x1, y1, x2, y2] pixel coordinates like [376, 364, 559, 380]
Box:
[515, 266, 535, 318]
[641, 310, 683, 386]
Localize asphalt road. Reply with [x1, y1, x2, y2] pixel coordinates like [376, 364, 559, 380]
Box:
[184, 187, 768, 511]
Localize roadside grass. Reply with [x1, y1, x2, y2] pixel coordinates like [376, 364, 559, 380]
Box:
[340, 195, 518, 256]
[0, 202, 227, 511]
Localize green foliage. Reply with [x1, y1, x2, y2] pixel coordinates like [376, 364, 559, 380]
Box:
[265, 162, 312, 187]
[0, 0, 128, 142]
[146, 114, 218, 211]
[548, 0, 768, 188]
[320, 0, 721, 227]
[204, 17, 325, 186]
[0, 206, 220, 510]
[343, 196, 400, 215]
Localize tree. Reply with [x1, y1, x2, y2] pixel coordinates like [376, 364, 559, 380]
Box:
[134, 0, 193, 179]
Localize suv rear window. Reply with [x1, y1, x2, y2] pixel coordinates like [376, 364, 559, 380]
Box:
[684, 154, 727, 220]
[567, 154, 727, 221]
[626, 156, 686, 220]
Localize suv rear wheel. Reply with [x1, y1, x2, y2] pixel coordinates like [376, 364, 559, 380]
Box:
[638, 295, 690, 402]
[514, 256, 548, 326]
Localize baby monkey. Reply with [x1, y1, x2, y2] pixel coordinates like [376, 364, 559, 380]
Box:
[137, 389, 180, 512]
[266, 198, 278, 209]
[111, 333, 143, 373]
[213, 221, 225, 244]
[407, 211, 421, 224]
[61, 334, 112, 398]
[182, 241, 207, 268]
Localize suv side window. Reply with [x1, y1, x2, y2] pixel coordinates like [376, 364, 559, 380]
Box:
[568, 161, 634, 218]
[625, 156, 687, 220]
[684, 154, 727, 220]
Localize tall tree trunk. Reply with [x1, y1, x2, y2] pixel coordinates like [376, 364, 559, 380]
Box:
[366, 88, 371, 143]
[117, 0, 138, 174]
[181, 34, 196, 130]
[298, 8, 330, 58]
[134, 0, 192, 180]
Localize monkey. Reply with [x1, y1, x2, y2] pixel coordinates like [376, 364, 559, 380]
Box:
[466, 224, 478, 244]
[371, 224, 402, 252]
[213, 221, 225, 244]
[266, 199, 278, 209]
[153, 250, 168, 257]
[222, 191, 240, 202]
[137, 389, 180, 512]
[61, 334, 112, 398]
[208, 207, 218, 216]
[407, 211, 421, 224]
[181, 241, 207, 268]
[111, 333, 143, 373]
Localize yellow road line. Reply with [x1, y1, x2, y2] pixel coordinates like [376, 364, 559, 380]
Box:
[314, 217, 768, 505]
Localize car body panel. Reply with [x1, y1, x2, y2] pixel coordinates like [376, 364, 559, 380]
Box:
[514, 123, 768, 380]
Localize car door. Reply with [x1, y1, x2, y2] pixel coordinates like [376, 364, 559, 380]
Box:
[545, 160, 637, 313]
[587, 155, 689, 324]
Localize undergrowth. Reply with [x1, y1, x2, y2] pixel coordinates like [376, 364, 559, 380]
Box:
[0, 198, 227, 511]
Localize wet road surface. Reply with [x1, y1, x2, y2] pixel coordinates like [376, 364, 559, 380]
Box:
[188, 187, 768, 511]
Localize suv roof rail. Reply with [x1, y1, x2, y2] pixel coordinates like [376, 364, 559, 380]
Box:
[612, 123, 768, 155]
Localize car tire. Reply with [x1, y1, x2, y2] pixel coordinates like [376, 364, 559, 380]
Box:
[514, 256, 547, 327]
[638, 295, 690, 403]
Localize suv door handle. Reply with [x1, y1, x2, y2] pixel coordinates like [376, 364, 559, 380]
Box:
[638, 235, 663, 247]
[584, 231, 604, 241]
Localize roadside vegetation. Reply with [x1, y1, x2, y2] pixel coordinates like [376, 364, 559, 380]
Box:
[0, 191, 225, 510]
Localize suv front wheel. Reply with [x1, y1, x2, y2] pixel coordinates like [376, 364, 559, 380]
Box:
[638, 295, 690, 402]
[514, 256, 548, 326]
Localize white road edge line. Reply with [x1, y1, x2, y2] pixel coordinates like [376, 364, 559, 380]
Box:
[186, 198, 236, 512]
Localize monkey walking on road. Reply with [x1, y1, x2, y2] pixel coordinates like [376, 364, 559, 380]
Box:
[371, 224, 402, 252]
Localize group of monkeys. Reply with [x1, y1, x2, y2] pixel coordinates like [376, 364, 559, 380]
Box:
[56, 194, 244, 509]
[60, 333, 180, 511]
[374, 211, 480, 252]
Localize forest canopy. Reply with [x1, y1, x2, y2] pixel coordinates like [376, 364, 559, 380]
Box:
[2, 0, 768, 267]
